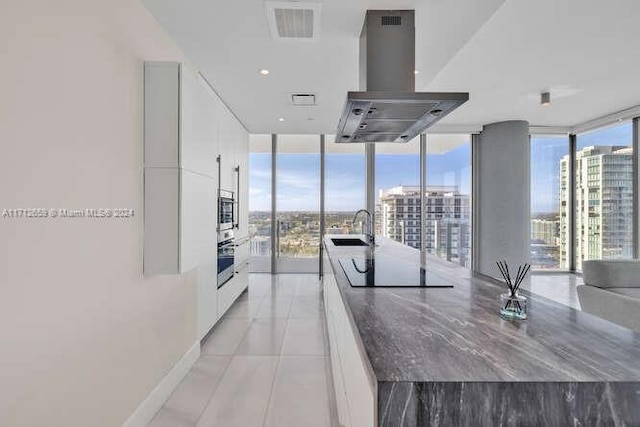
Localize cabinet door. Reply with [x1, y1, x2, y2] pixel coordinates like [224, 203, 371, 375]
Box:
[217, 102, 236, 191]
[180, 169, 216, 272]
[234, 125, 249, 236]
[197, 259, 218, 339]
[181, 69, 218, 177]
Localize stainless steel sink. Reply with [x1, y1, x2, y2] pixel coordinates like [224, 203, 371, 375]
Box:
[331, 238, 369, 247]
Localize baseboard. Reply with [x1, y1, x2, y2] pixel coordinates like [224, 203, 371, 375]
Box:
[122, 341, 201, 427]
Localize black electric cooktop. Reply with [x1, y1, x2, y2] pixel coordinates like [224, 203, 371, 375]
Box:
[338, 253, 454, 288]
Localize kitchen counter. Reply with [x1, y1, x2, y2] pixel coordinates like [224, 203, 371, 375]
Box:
[323, 235, 640, 426]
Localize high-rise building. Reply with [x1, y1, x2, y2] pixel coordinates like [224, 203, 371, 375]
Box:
[378, 185, 471, 267]
[560, 146, 633, 270]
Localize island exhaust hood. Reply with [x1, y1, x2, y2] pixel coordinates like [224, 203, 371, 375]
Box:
[335, 10, 468, 143]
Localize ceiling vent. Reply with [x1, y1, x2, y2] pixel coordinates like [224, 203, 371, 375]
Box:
[266, 1, 321, 41]
[291, 94, 316, 106]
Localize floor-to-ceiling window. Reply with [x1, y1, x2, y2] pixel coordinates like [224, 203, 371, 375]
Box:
[248, 135, 273, 272]
[275, 135, 320, 273]
[250, 132, 474, 273]
[426, 134, 472, 268]
[574, 122, 633, 270]
[324, 136, 365, 235]
[531, 135, 569, 270]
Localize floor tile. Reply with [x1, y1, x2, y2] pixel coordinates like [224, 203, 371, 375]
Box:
[281, 318, 328, 356]
[224, 298, 264, 319]
[294, 279, 322, 298]
[201, 318, 251, 355]
[196, 356, 279, 427]
[162, 356, 231, 422]
[255, 297, 293, 318]
[235, 318, 288, 355]
[265, 357, 332, 427]
[289, 296, 325, 319]
[148, 408, 194, 427]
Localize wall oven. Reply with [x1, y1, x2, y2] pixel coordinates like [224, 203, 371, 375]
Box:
[217, 229, 235, 288]
[218, 189, 234, 231]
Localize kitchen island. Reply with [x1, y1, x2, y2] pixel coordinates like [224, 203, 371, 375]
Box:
[322, 235, 640, 426]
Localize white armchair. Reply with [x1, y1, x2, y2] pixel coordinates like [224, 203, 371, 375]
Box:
[577, 260, 640, 331]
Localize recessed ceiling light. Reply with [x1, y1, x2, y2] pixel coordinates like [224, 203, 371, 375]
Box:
[414, 70, 419, 75]
[278, 117, 285, 122]
[259, 69, 270, 75]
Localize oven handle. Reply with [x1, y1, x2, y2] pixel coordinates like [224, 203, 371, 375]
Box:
[218, 242, 235, 249]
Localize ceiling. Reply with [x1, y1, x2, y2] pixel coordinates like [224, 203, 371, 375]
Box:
[142, 0, 640, 134]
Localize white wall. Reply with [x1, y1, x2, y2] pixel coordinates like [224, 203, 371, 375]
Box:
[0, 1, 203, 425]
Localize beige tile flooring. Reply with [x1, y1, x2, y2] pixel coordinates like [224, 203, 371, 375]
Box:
[148, 274, 336, 427]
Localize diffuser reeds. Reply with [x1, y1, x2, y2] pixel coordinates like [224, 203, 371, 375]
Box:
[496, 260, 530, 315]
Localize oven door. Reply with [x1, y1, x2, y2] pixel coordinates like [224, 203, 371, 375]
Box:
[217, 240, 235, 288]
[218, 198, 234, 230]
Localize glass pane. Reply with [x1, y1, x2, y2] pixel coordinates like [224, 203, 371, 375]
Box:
[426, 135, 472, 268]
[375, 137, 420, 248]
[248, 135, 272, 272]
[324, 136, 365, 235]
[531, 136, 568, 270]
[276, 135, 320, 273]
[574, 123, 633, 270]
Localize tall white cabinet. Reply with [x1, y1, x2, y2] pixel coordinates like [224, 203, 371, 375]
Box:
[143, 62, 249, 340]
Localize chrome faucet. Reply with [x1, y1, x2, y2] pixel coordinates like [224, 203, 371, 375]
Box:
[353, 209, 375, 245]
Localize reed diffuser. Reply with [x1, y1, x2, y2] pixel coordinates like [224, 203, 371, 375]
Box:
[496, 261, 530, 320]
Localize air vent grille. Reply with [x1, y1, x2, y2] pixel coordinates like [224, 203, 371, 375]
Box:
[266, 2, 321, 41]
[292, 94, 316, 106]
[381, 16, 402, 26]
[274, 8, 314, 38]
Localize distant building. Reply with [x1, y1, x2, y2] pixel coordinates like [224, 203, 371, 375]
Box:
[560, 145, 633, 270]
[531, 218, 559, 245]
[378, 185, 471, 267]
[250, 235, 270, 257]
[530, 217, 560, 269]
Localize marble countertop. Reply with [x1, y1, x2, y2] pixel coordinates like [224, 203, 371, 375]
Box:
[324, 234, 640, 383]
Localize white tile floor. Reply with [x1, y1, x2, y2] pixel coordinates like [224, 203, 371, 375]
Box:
[148, 274, 336, 427]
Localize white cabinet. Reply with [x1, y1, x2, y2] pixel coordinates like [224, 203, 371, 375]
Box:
[323, 249, 376, 427]
[144, 61, 249, 338]
[143, 62, 218, 275]
[218, 261, 249, 319]
[234, 126, 249, 239]
[217, 103, 236, 192]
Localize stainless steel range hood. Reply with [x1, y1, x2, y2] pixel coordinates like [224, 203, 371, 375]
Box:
[335, 10, 468, 143]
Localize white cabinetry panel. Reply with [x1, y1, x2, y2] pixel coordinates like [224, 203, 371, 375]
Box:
[143, 167, 180, 274]
[143, 62, 179, 168]
[181, 70, 218, 178]
[323, 250, 376, 427]
[197, 259, 218, 340]
[180, 169, 216, 273]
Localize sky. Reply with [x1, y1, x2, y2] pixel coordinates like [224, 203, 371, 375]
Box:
[249, 144, 471, 212]
[250, 122, 633, 213]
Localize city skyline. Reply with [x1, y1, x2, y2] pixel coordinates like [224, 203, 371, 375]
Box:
[249, 143, 471, 212]
[250, 123, 632, 214]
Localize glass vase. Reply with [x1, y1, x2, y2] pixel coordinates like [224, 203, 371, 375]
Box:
[500, 293, 527, 320]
